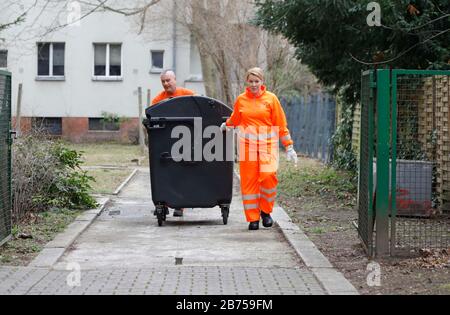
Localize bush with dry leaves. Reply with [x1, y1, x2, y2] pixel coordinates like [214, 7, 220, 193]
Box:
[12, 132, 97, 223]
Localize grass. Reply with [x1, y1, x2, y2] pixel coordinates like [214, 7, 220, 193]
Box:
[439, 284, 450, 292]
[278, 156, 357, 208]
[88, 168, 133, 194]
[66, 143, 147, 167]
[0, 209, 82, 266]
[68, 143, 145, 194]
[1, 143, 140, 266]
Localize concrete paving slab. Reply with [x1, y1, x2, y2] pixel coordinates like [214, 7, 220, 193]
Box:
[29, 248, 67, 268]
[28, 198, 109, 267]
[1, 169, 358, 295]
[54, 170, 304, 271]
[23, 266, 326, 295]
[272, 207, 333, 268]
[75, 213, 100, 222]
[45, 221, 93, 249]
[311, 268, 360, 295]
[0, 267, 49, 295]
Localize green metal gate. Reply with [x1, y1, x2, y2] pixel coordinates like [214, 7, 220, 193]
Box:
[0, 70, 12, 246]
[358, 69, 450, 257]
[358, 70, 376, 257]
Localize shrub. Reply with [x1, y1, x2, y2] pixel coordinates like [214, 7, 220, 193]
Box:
[12, 132, 97, 222]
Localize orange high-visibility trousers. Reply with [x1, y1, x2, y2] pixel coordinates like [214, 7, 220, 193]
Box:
[239, 141, 279, 223]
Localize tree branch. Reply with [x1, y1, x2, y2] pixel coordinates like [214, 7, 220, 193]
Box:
[349, 28, 450, 66]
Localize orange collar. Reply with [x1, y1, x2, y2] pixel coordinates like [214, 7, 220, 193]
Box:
[245, 85, 267, 99]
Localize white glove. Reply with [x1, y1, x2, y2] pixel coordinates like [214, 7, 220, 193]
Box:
[286, 145, 298, 166]
[220, 123, 228, 132]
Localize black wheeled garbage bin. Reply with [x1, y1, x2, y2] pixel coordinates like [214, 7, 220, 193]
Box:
[143, 96, 234, 226]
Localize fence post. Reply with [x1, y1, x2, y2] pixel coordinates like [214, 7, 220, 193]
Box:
[376, 69, 391, 257]
[15, 83, 22, 137]
[137, 87, 145, 153]
[147, 89, 151, 108]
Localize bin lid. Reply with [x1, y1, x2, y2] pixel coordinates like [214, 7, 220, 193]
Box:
[146, 96, 232, 122]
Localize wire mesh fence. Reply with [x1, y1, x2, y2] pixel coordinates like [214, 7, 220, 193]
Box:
[0, 70, 12, 246]
[358, 70, 450, 257]
[391, 72, 450, 254]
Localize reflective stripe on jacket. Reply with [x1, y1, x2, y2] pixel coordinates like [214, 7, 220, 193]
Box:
[226, 85, 294, 148]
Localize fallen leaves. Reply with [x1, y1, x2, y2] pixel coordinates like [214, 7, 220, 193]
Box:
[397, 249, 450, 269]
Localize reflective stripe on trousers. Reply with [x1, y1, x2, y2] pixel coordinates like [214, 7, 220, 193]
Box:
[240, 143, 278, 223]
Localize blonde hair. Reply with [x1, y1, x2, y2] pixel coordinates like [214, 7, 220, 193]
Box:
[246, 67, 264, 81]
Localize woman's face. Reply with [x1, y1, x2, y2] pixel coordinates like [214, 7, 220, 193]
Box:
[247, 74, 263, 96]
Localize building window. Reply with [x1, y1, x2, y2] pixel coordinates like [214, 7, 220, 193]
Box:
[0, 50, 7, 68]
[88, 118, 120, 131]
[37, 43, 65, 77]
[151, 50, 164, 73]
[94, 43, 122, 78]
[32, 117, 63, 135]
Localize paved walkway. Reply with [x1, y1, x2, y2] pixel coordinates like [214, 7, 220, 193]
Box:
[0, 169, 358, 295]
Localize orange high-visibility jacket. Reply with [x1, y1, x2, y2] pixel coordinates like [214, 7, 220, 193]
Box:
[151, 87, 195, 106]
[226, 86, 294, 148]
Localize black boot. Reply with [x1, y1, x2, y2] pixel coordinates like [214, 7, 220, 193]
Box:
[261, 212, 273, 228]
[249, 221, 260, 231]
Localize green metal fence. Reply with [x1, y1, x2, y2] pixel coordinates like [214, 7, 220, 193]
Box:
[0, 70, 12, 246]
[358, 69, 450, 257]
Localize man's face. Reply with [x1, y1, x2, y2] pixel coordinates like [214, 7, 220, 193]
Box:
[160, 72, 177, 94]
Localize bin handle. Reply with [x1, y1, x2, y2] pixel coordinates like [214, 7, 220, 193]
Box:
[160, 152, 199, 165]
[143, 118, 166, 131]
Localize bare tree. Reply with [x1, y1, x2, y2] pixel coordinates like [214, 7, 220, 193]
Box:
[0, 0, 162, 42]
[139, 0, 318, 105]
[181, 0, 264, 105]
[1, 0, 318, 104]
[264, 35, 321, 97]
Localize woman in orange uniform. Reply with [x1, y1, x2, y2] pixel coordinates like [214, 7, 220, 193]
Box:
[222, 67, 298, 231]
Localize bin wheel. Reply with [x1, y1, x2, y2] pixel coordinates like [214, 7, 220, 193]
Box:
[221, 207, 230, 225]
[163, 206, 169, 222]
[156, 206, 165, 227]
[157, 214, 163, 226]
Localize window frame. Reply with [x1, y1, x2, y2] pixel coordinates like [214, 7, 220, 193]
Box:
[31, 117, 63, 135]
[88, 117, 121, 132]
[92, 43, 123, 81]
[150, 50, 164, 74]
[36, 42, 65, 81]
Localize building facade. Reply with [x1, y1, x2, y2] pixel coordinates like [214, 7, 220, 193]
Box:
[0, 0, 205, 143]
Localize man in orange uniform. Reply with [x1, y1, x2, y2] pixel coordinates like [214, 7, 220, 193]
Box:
[222, 67, 298, 230]
[151, 70, 195, 106]
[152, 70, 195, 217]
